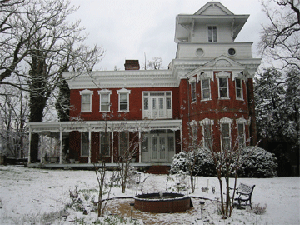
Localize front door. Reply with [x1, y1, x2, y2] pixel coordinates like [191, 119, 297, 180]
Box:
[151, 136, 166, 162]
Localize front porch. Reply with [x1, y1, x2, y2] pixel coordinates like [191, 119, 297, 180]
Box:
[27, 119, 182, 166]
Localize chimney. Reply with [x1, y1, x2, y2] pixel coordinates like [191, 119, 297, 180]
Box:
[124, 60, 140, 70]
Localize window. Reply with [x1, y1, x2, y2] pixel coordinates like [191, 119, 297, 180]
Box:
[98, 90, 112, 112]
[119, 132, 128, 156]
[167, 136, 174, 152]
[201, 118, 214, 149]
[208, 26, 217, 42]
[117, 88, 131, 112]
[80, 89, 93, 112]
[143, 91, 172, 119]
[221, 123, 231, 151]
[235, 78, 243, 100]
[192, 124, 197, 146]
[142, 136, 148, 152]
[191, 81, 196, 102]
[218, 77, 228, 98]
[201, 79, 211, 100]
[100, 132, 111, 156]
[81, 132, 89, 157]
[237, 123, 245, 147]
[203, 124, 212, 149]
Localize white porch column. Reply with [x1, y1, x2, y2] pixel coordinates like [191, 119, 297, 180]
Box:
[138, 131, 142, 163]
[111, 131, 114, 163]
[28, 128, 32, 164]
[180, 126, 183, 152]
[59, 126, 63, 164]
[40, 135, 43, 164]
[88, 129, 92, 164]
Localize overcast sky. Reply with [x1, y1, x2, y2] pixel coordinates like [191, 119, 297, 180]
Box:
[70, 0, 269, 71]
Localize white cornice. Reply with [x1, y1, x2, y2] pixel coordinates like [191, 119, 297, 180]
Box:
[63, 70, 177, 89]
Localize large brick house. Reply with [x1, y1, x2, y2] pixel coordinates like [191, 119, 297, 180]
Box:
[28, 2, 261, 168]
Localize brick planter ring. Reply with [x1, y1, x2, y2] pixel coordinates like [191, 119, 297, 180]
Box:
[133, 192, 192, 213]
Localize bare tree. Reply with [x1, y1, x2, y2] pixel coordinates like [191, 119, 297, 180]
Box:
[94, 161, 116, 217]
[147, 57, 162, 70]
[18, 0, 104, 162]
[0, 84, 29, 159]
[259, 0, 300, 69]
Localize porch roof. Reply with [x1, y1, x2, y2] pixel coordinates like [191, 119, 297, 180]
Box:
[28, 119, 182, 133]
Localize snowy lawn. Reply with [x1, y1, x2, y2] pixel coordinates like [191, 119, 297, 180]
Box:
[0, 166, 299, 224]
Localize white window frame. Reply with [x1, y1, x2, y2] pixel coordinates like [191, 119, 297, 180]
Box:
[191, 81, 196, 102]
[200, 118, 214, 149]
[98, 89, 112, 112]
[117, 88, 131, 112]
[220, 117, 233, 151]
[142, 91, 172, 119]
[236, 117, 247, 147]
[189, 120, 198, 146]
[235, 78, 243, 100]
[208, 26, 217, 42]
[80, 89, 93, 112]
[201, 78, 211, 101]
[216, 72, 230, 99]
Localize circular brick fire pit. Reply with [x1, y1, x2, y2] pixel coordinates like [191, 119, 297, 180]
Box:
[133, 192, 192, 213]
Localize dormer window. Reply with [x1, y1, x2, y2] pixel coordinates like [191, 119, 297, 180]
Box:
[208, 26, 217, 42]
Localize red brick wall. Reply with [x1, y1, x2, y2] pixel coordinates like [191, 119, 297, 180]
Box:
[70, 87, 180, 121]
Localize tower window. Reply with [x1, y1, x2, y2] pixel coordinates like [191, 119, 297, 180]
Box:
[208, 26, 217, 42]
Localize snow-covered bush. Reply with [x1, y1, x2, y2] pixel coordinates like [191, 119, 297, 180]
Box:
[239, 147, 277, 177]
[170, 146, 277, 178]
[169, 147, 216, 176]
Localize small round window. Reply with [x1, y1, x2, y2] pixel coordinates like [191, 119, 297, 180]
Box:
[196, 48, 204, 57]
[228, 48, 236, 56]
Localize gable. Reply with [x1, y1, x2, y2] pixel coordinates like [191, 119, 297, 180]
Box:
[186, 55, 246, 81]
[194, 2, 233, 16]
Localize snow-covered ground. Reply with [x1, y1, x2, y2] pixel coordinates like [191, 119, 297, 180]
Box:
[0, 166, 299, 224]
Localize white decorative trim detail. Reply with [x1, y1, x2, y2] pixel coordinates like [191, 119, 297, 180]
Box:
[199, 118, 214, 126]
[220, 117, 233, 123]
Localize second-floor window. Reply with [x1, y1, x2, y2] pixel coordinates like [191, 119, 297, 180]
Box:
[143, 92, 172, 119]
[236, 78, 243, 100]
[191, 82, 196, 102]
[80, 89, 93, 112]
[218, 77, 229, 98]
[201, 78, 211, 100]
[208, 26, 217, 42]
[117, 88, 131, 112]
[98, 90, 112, 112]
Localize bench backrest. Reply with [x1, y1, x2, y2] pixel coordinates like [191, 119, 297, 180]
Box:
[237, 183, 255, 194]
